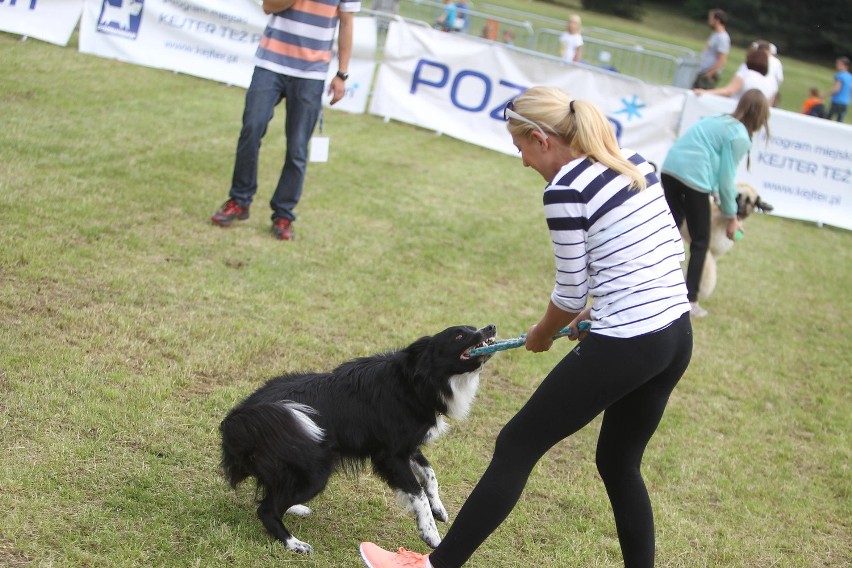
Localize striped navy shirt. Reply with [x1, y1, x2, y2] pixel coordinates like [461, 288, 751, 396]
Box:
[255, 0, 361, 81]
[545, 149, 690, 338]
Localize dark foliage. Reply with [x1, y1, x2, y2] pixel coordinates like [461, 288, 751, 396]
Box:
[581, 0, 645, 21]
[671, 0, 851, 59]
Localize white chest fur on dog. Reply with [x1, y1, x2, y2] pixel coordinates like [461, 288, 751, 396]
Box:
[445, 369, 482, 421]
[425, 369, 482, 444]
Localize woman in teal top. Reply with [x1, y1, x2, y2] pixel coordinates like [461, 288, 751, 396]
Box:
[661, 89, 770, 317]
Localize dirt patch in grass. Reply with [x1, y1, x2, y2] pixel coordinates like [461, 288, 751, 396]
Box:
[0, 539, 32, 567]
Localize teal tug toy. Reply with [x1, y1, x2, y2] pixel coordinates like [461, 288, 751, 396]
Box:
[467, 320, 592, 357]
[734, 229, 744, 241]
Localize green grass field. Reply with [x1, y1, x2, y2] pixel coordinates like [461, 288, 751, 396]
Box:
[1, 6, 850, 567]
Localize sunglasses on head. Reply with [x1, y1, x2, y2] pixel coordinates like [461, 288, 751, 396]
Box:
[503, 100, 554, 139]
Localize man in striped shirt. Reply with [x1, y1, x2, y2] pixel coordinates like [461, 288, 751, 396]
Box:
[211, 0, 360, 240]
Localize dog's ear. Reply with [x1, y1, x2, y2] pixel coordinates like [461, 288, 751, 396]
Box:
[755, 197, 774, 213]
[405, 335, 432, 358]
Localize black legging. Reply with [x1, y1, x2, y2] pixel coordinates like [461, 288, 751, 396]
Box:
[428, 312, 693, 568]
[661, 173, 711, 302]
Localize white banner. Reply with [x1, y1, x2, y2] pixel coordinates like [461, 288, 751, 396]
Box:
[79, 0, 267, 88]
[680, 94, 852, 230]
[78, 1, 375, 110]
[16, 8, 848, 230]
[369, 20, 686, 167]
[0, 0, 83, 46]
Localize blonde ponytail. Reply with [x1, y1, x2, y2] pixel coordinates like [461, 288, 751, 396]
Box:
[507, 87, 647, 190]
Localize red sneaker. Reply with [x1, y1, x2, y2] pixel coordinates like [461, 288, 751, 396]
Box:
[272, 218, 295, 241]
[211, 199, 249, 227]
[359, 542, 430, 568]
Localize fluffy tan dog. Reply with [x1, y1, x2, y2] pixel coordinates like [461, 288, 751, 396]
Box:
[680, 183, 773, 300]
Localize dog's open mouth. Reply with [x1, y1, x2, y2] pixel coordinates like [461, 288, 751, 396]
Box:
[460, 335, 497, 360]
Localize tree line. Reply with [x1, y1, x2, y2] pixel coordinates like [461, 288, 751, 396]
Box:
[579, 0, 851, 60]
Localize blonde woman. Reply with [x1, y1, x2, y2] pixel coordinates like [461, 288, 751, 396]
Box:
[360, 87, 693, 568]
[559, 14, 584, 62]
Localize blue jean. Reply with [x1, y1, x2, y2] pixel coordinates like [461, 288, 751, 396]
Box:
[827, 102, 848, 122]
[229, 67, 324, 221]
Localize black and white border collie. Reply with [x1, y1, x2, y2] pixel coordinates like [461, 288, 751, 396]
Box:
[219, 324, 497, 553]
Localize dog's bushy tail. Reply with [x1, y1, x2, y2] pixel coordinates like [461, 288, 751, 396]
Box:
[219, 401, 326, 490]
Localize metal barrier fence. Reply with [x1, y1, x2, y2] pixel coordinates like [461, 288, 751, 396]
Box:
[372, 0, 535, 46]
[367, 0, 699, 88]
[480, 2, 701, 87]
[534, 28, 700, 88]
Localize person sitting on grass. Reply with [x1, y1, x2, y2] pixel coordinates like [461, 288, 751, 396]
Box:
[695, 46, 778, 104]
[802, 87, 826, 118]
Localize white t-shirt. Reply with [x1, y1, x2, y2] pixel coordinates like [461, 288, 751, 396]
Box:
[735, 63, 778, 101]
[559, 32, 584, 62]
[698, 30, 731, 74]
[768, 55, 784, 86]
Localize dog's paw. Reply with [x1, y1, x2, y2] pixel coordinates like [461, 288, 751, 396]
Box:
[286, 505, 312, 517]
[419, 527, 442, 549]
[285, 536, 314, 554]
[432, 503, 448, 523]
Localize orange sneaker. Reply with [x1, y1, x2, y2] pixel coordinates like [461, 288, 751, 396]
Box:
[359, 542, 431, 568]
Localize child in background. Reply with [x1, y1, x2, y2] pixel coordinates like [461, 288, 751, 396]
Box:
[559, 15, 584, 62]
[801, 87, 826, 118]
[434, 0, 456, 32]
